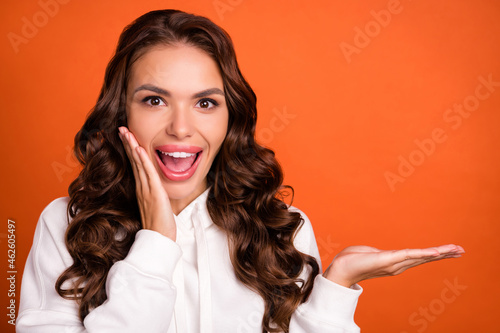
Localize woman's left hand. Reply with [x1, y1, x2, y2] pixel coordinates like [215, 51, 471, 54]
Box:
[323, 244, 465, 288]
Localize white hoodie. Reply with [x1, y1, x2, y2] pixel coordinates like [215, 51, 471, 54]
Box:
[17, 190, 362, 332]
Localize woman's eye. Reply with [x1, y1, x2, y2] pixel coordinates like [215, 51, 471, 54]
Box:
[143, 96, 165, 107]
[196, 98, 218, 109]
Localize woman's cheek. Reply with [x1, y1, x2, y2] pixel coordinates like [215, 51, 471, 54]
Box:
[128, 110, 160, 147]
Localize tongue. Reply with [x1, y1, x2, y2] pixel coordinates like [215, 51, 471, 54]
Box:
[160, 154, 196, 173]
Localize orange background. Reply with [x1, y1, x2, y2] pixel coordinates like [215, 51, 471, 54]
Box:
[1, 0, 499, 332]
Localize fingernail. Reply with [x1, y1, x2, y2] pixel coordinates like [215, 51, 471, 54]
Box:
[118, 126, 126, 134]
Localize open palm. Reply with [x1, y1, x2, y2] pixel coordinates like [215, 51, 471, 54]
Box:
[324, 244, 464, 287]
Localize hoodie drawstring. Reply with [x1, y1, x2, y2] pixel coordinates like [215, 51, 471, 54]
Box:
[193, 203, 213, 333]
[173, 202, 213, 333]
[173, 258, 188, 332]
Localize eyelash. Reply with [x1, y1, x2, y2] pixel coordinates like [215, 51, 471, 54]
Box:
[141, 96, 219, 109]
[142, 96, 165, 107]
[196, 98, 219, 109]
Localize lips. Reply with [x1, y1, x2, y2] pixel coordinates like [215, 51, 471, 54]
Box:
[154, 145, 203, 181]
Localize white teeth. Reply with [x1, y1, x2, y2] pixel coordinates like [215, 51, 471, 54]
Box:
[159, 151, 196, 158]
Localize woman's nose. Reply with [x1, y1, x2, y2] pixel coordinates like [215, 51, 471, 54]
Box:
[165, 106, 194, 139]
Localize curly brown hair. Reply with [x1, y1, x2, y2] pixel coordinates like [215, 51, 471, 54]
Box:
[56, 9, 319, 332]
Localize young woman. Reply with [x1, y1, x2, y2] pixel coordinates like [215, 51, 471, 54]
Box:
[17, 9, 464, 333]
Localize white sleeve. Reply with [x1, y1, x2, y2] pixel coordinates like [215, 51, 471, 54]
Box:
[289, 208, 362, 333]
[16, 197, 182, 333]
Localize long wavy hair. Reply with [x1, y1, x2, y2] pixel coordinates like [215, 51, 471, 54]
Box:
[56, 9, 319, 332]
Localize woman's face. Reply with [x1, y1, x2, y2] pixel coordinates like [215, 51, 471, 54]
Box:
[126, 44, 228, 214]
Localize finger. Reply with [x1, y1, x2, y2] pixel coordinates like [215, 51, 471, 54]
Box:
[135, 146, 159, 196]
[391, 248, 440, 263]
[123, 128, 166, 198]
[391, 251, 462, 275]
[391, 260, 424, 275]
[123, 133, 153, 200]
[119, 129, 151, 201]
[119, 127, 137, 157]
[132, 145, 151, 194]
[388, 257, 434, 276]
[136, 145, 166, 197]
[392, 244, 465, 263]
[119, 127, 141, 179]
[135, 144, 176, 234]
[433, 244, 465, 255]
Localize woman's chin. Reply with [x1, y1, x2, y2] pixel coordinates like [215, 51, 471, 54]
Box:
[162, 178, 207, 213]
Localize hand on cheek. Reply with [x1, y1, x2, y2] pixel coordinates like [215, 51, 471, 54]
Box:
[118, 126, 177, 240]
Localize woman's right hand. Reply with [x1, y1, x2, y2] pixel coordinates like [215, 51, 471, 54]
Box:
[118, 126, 177, 241]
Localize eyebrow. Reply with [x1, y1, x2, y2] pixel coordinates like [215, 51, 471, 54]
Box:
[133, 84, 225, 98]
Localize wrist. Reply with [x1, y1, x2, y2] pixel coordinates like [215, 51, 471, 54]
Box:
[147, 224, 176, 241]
[323, 265, 355, 288]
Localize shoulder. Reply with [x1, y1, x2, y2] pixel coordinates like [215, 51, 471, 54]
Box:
[38, 197, 70, 229]
[33, 197, 71, 253]
[19, 197, 75, 318]
[28, 197, 74, 273]
[288, 206, 317, 252]
[288, 205, 314, 234]
[40, 197, 70, 219]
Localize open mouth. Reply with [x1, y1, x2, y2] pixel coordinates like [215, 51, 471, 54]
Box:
[154, 146, 203, 181]
[157, 150, 201, 172]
